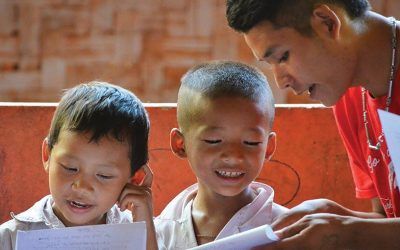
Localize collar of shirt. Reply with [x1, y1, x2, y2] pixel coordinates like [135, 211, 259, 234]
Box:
[11, 195, 132, 228]
[179, 182, 275, 240]
[157, 181, 276, 248]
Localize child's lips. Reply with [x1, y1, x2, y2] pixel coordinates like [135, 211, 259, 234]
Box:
[215, 170, 245, 178]
[67, 200, 94, 212]
[70, 200, 90, 207]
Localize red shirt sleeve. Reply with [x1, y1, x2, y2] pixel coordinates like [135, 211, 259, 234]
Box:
[333, 88, 377, 199]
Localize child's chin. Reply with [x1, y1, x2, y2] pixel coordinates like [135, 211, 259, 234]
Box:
[216, 188, 247, 197]
[61, 212, 105, 227]
[64, 218, 98, 227]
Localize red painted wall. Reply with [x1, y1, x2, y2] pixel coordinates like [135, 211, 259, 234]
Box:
[0, 104, 370, 224]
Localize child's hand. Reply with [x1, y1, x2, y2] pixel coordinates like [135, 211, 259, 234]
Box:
[118, 165, 158, 250]
[118, 164, 154, 222]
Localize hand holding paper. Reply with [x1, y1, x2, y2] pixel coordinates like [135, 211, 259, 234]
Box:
[189, 224, 279, 250]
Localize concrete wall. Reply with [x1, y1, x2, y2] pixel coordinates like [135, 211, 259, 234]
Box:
[0, 104, 371, 224]
[0, 0, 398, 104]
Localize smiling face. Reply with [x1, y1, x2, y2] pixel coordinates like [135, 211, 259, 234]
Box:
[171, 95, 275, 197]
[244, 19, 356, 106]
[42, 130, 131, 227]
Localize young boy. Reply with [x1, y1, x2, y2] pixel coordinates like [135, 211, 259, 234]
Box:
[0, 81, 157, 250]
[226, 0, 400, 248]
[155, 61, 288, 249]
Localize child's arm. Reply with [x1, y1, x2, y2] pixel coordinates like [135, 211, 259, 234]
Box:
[118, 165, 158, 250]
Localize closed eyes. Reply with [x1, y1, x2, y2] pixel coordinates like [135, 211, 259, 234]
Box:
[279, 51, 289, 63]
[96, 174, 114, 180]
[203, 139, 222, 144]
[61, 164, 114, 180]
[244, 141, 262, 146]
[61, 164, 77, 172]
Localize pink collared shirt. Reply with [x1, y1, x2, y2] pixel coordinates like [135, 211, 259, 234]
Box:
[155, 182, 287, 250]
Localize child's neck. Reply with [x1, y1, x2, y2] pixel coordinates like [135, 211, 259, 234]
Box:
[193, 185, 256, 214]
[191, 185, 256, 245]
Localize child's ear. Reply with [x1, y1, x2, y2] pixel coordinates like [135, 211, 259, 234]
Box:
[130, 166, 146, 185]
[311, 4, 341, 40]
[42, 138, 51, 173]
[265, 132, 276, 161]
[170, 128, 187, 158]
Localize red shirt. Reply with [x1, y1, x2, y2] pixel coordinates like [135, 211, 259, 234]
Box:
[333, 69, 400, 217]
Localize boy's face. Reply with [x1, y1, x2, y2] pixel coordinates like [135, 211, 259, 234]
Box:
[172, 95, 275, 197]
[42, 130, 131, 227]
[243, 17, 356, 107]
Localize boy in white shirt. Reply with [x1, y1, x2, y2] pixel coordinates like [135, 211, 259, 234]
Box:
[155, 61, 288, 249]
[0, 82, 157, 250]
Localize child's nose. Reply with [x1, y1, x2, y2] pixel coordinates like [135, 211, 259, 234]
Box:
[221, 144, 244, 165]
[71, 177, 94, 193]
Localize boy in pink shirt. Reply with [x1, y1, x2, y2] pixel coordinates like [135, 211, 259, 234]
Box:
[155, 61, 287, 249]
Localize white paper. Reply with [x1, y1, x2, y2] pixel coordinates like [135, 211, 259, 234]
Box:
[378, 109, 400, 188]
[189, 224, 279, 250]
[16, 222, 146, 250]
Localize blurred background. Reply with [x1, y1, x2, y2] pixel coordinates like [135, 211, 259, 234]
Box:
[0, 0, 398, 103]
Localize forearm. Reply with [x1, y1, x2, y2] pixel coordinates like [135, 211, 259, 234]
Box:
[318, 199, 385, 219]
[133, 211, 158, 250]
[273, 214, 400, 250]
[145, 219, 158, 250]
[346, 217, 400, 249]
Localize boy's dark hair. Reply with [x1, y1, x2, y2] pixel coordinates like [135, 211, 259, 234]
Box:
[47, 81, 150, 175]
[178, 60, 274, 132]
[226, 0, 370, 35]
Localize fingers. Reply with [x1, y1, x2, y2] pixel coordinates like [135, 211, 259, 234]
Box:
[273, 213, 340, 248]
[271, 214, 288, 231]
[271, 217, 315, 249]
[118, 165, 153, 212]
[118, 189, 152, 211]
[271, 210, 304, 231]
[272, 199, 328, 230]
[273, 230, 308, 249]
[274, 219, 307, 240]
[118, 185, 154, 222]
[119, 183, 152, 206]
[117, 165, 155, 223]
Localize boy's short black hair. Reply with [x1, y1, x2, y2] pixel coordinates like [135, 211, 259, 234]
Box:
[47, 81, 150, 175]
[226, 0, 370, 35]
[178, 60, 274, 132]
